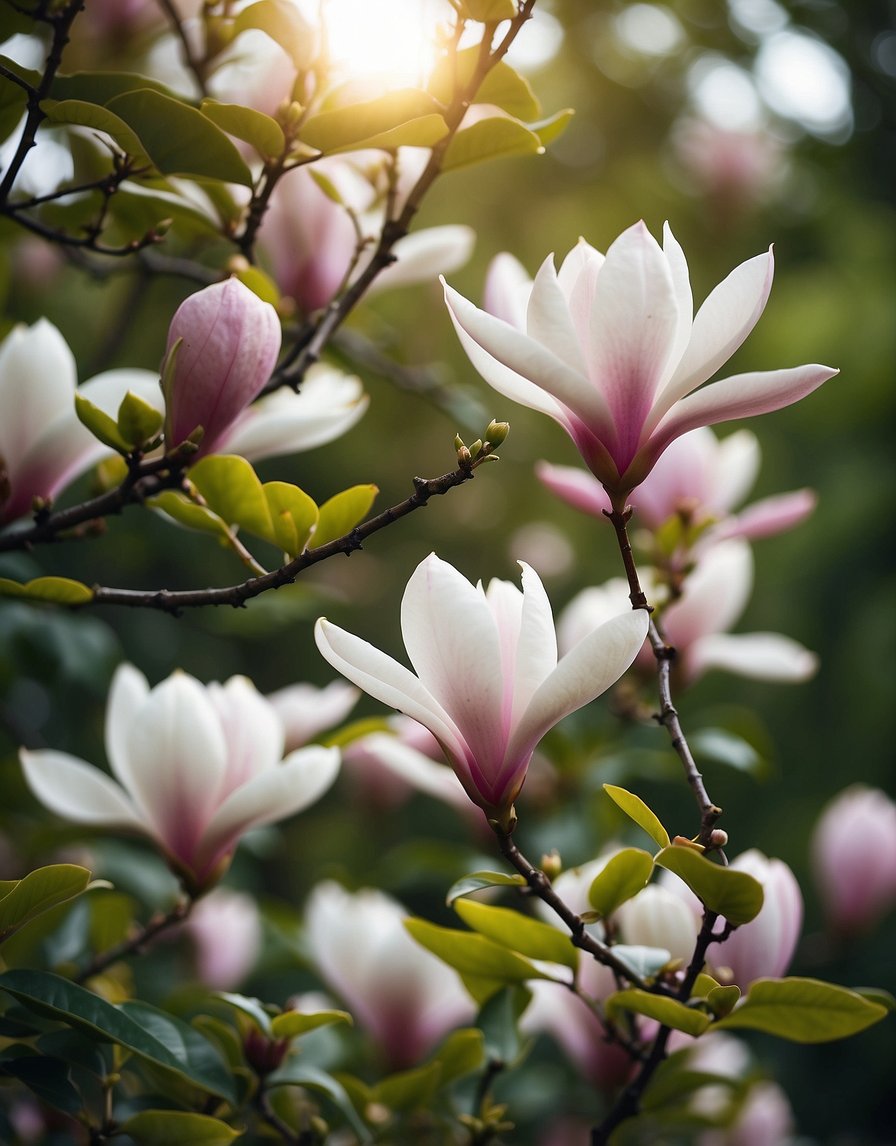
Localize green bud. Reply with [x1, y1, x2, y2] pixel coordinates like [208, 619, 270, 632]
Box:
[468, 438, 483, 459]
[454, 433, 465, 452]
[485, 419, 510, 446]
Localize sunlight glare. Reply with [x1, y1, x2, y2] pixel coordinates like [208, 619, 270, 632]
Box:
[323, 0, 443, 88]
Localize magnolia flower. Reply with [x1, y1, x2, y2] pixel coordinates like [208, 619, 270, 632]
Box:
[163, 277, 281, 459]
[616, 884, 701, 964]
[267, 679, 360, 752]
[186, 887, 262, 989]
[0, 320, 153, 524]
[444, 221, 837, 501]
[20, 665, 339, 893]
[811, 785, 896, 936]
[537, 426, 816, 549]
[558, 540, 818, 685]
[315, 553, 647, 821]
[304, 881, 474, 1068]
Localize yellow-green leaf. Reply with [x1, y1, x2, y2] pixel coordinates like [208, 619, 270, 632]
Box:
[120, 1110, 240, 1146]
[234, 0, 317, 70]
[262, 481, 318, 556]
[715, 978, 888, 1043]
[190, 455, 272, 539]
[459, 0, 516, 19]
[603, 784, 671, 849]
[454, 898, 577, 970]
[429, 50, 539, 120]
[588, 848, 655, 918]
[606, 989, 712, 1037]
[200, 99, 285, 158]
[706, 984, 741, 1018]
[442, 116, 543, 172]
[313, 484, 378, 548]
[373, 1061, 442, 1111]
[446, 870, 527, 905]
[270, 1009, 352, 1038]
[0, 577, 94, 605]
[0, 865, 93, 944]
[117, 391, 163, 448]
[232, 264, 280, 307]
[532, 108, 575, 147]
[148, 490, 232, 540]
[40, 98, 148, 160]
[405, 918, 547, 984]
[655, 846, 764, 925]
[75, 392, 130, 453]
[300, 90, 447, 153]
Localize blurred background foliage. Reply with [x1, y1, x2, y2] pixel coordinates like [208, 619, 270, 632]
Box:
[1, 0, 894, 1141]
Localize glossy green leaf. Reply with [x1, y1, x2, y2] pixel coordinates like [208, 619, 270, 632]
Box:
[300, 90, 447, 153]
[588, 848, 655, 918]
[460, 0, 516, 18]
[313, 484, 378, 548]
[40, 98, 148, 160]
[267, 1062, 372, 1141]
[263, 480, 319, 556]
[531, 108, 575, 147]
[606, 989, 712, 1037]
[120, 1110, 240, 1146]
[715, 978, 888, 1042]
[200, 99, 285, 158]
[441, 116, 543, 172]
[454, 898, 577, 970]
[374, 1060, 442, 1111]
[430, 50, 539, 120]
[0, 865, 93, 945]
[706, 984, 741, 1018]
[0, 1053, 83, 1115]
[117, 391, 163, 448]
[189, 455, 272, 539]
[602, 784, 671, 849]
[215, 992, 273, 1036]
[0, 971, 234, 1101]
[0, 576, 94, 605]
[446, 870, 527, 905]
[74, 392, 130, 452]
[270, 1008, 352, 1038]
[405, 918, 546, 983]
[428, 1027, 485, 1082]
[149, 490, 232, 540]
[854, 987, 896, 1011]
[655, 846, 764, 925]
[50, 71, 175, 104]
[234, 0, 317, 69]
[105, 90, 253, 185]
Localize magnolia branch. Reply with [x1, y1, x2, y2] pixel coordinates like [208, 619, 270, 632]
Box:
[74, 895, 194, 984]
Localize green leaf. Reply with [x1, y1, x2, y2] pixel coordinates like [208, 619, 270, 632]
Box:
[441, 116, 543, 172]
[404, 918, 547, 984]
[446, 870, 527, 905]
[148, 490, 232, 541]
[50, 71, 176, 105]
[117, 391, 163, 448]
[189, 454, 272, 539]
[477, 984, 531, 1065]
[641, 1055, 739, 1114]
[587, 848, 655, 918]
[374, 1060, 442, 1111]
[313, 484, 378, 548]
[300, 90, 448, 153]
[270, 1008, 352, 1038]
[200, 99, 285, 158]
[428, 1027, 485, 1083]
[106, 90, 253, 185]
[0, 865, 93, 945]
[40, 98, 148, 160]
[267, 1062, 372, 1142]
[602, 784, 671, 849]
[459, 0, 516, 19]
[232, 263, 280, 306]
[606, 989, 712, 1037]
[706, 984, 741, 1018]
[262, 480, 318, 556]
[531, 108, 575, 147]
[0, 1052, 83, 1115]
[714, 978, 889, 1042]
[120, 1111, 240, 1146]
[0, 971, 235, 1101]
[75, 392, 130, 452]
[454, 898, 577, 970]
[234, 0, 317, 70]
[0, 576, 94, 605]
[214, 992, 273, 1036]
[429, 50, 539, 120]
[655, 846, 764, 925]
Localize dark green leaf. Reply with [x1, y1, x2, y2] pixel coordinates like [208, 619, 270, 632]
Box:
[118, 1000, 236, 1101]
[477, 984, 531, 1065]
[0, 1052, 82, 1115]
[120, 1110, 240, 1146]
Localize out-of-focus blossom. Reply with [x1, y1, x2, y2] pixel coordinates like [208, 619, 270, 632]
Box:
[537, 426, 816, 549]
[21, 665, 339, 893]
[558, 540, 818, 686]
[186, 887, 262, 989]
[0, 320, 153, 524]
[616, 884, 701, 964]
[163, 277, 281, 459]
[267, 679, 360, 752]
[304, 881, 474, 1068]
[699, 1080, 796, 1146]
[444, 221, 836, 501]
[811, 785, 896, 936]
[259, 155, 474, 313]
[315, 553, 647, 821]
[671, 118, 787, 212]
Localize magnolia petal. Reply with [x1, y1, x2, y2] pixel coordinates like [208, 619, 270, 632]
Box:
[268, 679, 360, 749]
[349, 733, 470, 812]
[713, 488, 817, 542]
[369, 225, 475, 293]
[711, 428, 761, 512]
[652, 250, 774, 423]
[689, 631, 818, 682]
[527, 255, 589, 375]
[199, 746, 340, 870]
[484, 251, 532, 329]
[314, 618, 467, 763]
[209, 676, 285, 791]
[0, 320, 78, 473]
[2, 412, 108, 522]
[664, 539, 753, 646]
[511, 562, 559, 721]
[105, 663, 150, 790]
[20, 749, 142, 829]
[662, 222, 694, 373]
[535, 460, 611, 519]
[558, 239, 605, 356]
[509, 609, 648, 765]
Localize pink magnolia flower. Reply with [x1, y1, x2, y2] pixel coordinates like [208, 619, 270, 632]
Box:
[186, 887, 262, 989]
[811, 785, 896, 936]
[537, 425, 816, 547]
[163, 277, 282, 459]
[444, 221, 837, 501]
[0, 320, 153, 524]
[20, 665, 339, 893]
[315, 553, 647, 822]
[304, 881, 474, 1069]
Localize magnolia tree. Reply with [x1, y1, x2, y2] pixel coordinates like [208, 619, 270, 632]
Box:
[0, 2, 892, 1145]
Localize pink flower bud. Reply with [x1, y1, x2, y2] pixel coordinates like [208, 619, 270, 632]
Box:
[163, 278, 281, 459]
[811, 785, 896, 936]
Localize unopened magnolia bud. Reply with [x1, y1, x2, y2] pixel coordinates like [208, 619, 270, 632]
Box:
[709, 829, 729, 849]
[540, 850, 562, 880]
[485, 419, 510, 446]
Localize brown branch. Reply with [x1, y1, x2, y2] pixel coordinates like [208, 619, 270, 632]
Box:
[75, 895, 194, 983]
[156, 0, 209, 98]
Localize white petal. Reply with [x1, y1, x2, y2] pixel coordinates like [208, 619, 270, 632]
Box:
[484, 251, 532, 329]
[510, 562, 559, 720]
[526, 255, 589, 375]
[689, 632, 818, 682]
[557, 239, 604, 353]
[105, 663, 150, 790]
[267, 680, 360, 749]
[350, 734, 470, 812]
[662, 222, 694, 374]
[20, 749, 142, 829]
[711, 428, 760, 512]
[0, 320, 78, 472]
[368, 225, 475, 293]
[509, 609, 648, 764]
[664, 539, 753, 645]
[209, 676, 285, 790]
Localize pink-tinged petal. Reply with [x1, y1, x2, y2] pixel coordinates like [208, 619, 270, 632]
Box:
[556, 581, 634, 658]
[661, 222, 694, 372]
[652, 249, 775, 425]
[526, 256, 589, 375]
[123, 672, 228, 863]
[20, 749, 142, 830]
[637, 363, 839, 481]
[1, 415, 108, 522]
[712, 488, 816, 543]
[509, 609, 648, 765]
[664, 539, 753, 646]
[511, 562, 559, 720]
[267, 679, 360, 750]
[484, 251, 532, 329]
[368, 225, 474, 293]
[400, 555, 506, 774]
[198, 746, 339, 874]
[0, 320, 77, 473]
[711, 428, 760, 512]
[104, 663, 150, 789]
[208, 676, 285, 793]
[585, 222, 682, 465]
[535, 461, 611, 519]
[349, 733, 471, 813]
[443, 280, 614, 438]
[314, 618, 467, 764]
[688, 632, 818, 682]
[558, 240, 604, 353]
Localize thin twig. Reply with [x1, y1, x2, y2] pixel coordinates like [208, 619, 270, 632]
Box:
[75, 896, 194, 983]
